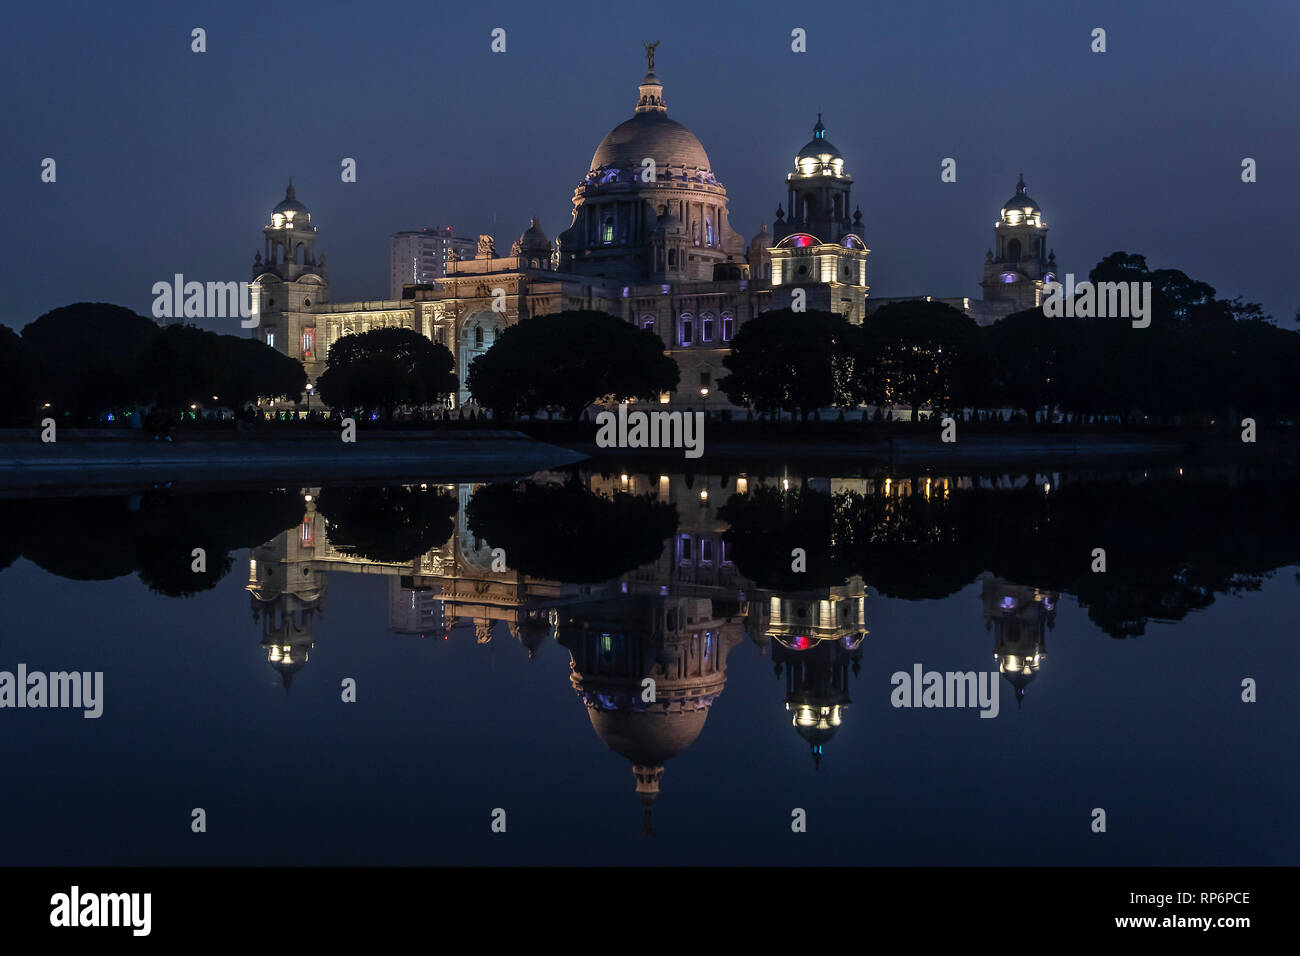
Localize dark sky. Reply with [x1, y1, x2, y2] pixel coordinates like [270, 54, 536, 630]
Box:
[3, 0, 1297, 331]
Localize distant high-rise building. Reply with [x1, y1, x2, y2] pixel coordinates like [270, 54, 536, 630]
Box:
[388, 227, 476, 298]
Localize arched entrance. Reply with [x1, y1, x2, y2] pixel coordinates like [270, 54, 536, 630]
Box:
[458, 309, 507, 405]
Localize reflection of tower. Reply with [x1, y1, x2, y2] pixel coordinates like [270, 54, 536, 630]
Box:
[761, 578, 867, 768]
[980, 572, 1057, 708]
[247, 494, 327, 692]
[557, 595, 741, 834]
[247, 540, 326, 692]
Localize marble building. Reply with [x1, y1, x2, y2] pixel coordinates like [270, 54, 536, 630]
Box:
[250, 52, 1057, 412]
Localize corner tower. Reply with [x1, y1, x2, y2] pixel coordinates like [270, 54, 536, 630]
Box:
[980, 174, 1058, 312]
[768, 116, 869, 322]
[250, 182, 330, 378]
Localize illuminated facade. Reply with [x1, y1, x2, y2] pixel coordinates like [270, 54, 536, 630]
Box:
[978, 174, 1058, 313]
[980, 571, 1057, 707]
[251, 52, 1058, 411]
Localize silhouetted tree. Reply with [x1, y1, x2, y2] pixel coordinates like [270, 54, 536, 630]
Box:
[0, 326, 36, 425]
[316, 327, 456, 420]
[467, 311, 678, 420]
[718, 309, 861, 419]
[314, 485, 456, 563]
[22, 303, 158, 421]
[861, 301, 984, 418]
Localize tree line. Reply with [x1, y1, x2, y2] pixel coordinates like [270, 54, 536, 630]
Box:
[0, 303, 306, 425]
[720, 252, 1300, 425]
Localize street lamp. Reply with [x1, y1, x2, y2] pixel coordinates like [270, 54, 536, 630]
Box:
[700, 386, 709, 418]
[306, 382, 314, 413]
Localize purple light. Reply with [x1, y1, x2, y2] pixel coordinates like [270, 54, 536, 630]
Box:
[1000, 596, 1017, 610]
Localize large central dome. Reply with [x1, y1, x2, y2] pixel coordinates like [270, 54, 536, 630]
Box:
[557, 58, 745, 281]
[591, 112, 711, 173]
[588, 71, 711, 173]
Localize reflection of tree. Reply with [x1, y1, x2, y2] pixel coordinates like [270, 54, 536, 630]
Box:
[721, 473, 1300, 638]
[17, 489, 304, 595]
[314, 486, 455, 563]
[465, 479, 677, 583]
[717, 485, 853, 590]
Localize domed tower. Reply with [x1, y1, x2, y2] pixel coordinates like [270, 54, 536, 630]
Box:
[556, 48, 745, 282]
[251, 181, 329, 380]
[556, 595, 741, 834]
[768, 116, 869, 322]
[774, 115, 862, 247]
[980, 174, 1058, 312]
[980, 572, 1057, 708]
[746, 222, 772, 281]
[509, 217, 553, 271]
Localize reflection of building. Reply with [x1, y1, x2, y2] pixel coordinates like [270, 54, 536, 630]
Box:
[556, 595, 742, 834]
[980, 572, 1057, 707]
[753, 578, 868, 768]
[247, 516, 327, 692]
[387, 577, 443, 635]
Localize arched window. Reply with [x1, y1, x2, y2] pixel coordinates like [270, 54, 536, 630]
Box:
[474, 325, 484, 348]
[721, 312, 734, 342]
[700, 313, 714, 342]
[706, 218, 713, 246]
[603, 218, 614, 244]
[693, 221, 700, 246]
[1007, 238, 1022, 262]
[668, 248, 677, 268]
[642, 316, 656, 332]
[679, 314, 694, 346]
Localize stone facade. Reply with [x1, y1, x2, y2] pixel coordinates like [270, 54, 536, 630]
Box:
[250, 59, 1059, 409]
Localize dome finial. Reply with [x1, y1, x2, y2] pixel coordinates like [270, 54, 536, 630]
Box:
[1016, 172, 1026, 194]
[814, 113, 826, 139]
[286, 178, 294, 199]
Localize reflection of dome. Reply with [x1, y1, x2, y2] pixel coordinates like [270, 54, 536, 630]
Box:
[588, 706, 709, 768]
